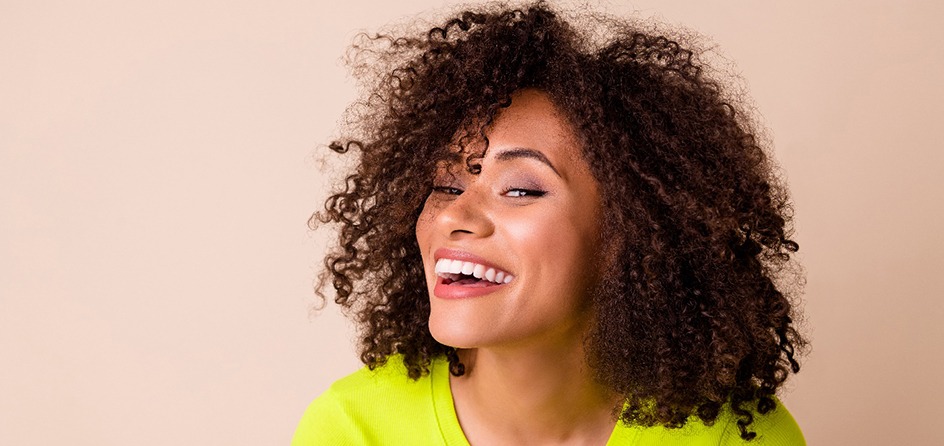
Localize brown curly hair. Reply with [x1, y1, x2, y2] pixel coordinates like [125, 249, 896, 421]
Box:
[312, 1, 806, 441]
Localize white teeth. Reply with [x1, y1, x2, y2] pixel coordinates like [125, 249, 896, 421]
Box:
[433, 257, 515, 285]
[461, 262, 475, 275]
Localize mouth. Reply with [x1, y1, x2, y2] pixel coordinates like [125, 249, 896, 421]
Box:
[431, 252, 515, 299]
[434, 258, 515, 287]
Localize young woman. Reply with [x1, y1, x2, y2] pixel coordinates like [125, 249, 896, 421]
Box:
[295, 2, 806, 444]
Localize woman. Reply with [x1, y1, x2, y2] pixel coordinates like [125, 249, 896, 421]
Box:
[295, 2, 806, 444]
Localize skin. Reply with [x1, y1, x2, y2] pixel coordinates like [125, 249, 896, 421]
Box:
[415, 90, 619, 445]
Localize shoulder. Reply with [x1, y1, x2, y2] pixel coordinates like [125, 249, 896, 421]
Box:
[712, 399, 805, 446]
[291, 355, 449, 446]
[610, 398, 805, 446]
[317, 355, 429, 402]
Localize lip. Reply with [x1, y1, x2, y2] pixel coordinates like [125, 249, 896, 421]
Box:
[432, 248, 512, 300]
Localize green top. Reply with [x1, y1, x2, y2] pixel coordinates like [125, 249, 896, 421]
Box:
[292, 356, 805, 445]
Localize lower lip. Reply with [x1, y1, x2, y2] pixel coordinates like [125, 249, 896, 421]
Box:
[434, 279, 507, 299]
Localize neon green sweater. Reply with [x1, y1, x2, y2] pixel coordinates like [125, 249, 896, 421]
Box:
[292, 356, 805, 445]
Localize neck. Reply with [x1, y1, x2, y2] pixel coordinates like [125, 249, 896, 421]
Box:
[450, 329, 619, 445]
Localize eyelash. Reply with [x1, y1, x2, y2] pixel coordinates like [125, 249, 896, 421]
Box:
[431, 186, 547, 198]
[503, 188, 547, 198]
[432, 186, 463, 195]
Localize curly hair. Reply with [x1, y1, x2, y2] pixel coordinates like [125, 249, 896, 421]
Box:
[312, 1, 806, 441]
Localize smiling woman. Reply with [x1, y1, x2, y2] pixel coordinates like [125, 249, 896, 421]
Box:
[295, 1, 806, 445]
[418, 90, 606, 355]
[415, 90, 620, 445]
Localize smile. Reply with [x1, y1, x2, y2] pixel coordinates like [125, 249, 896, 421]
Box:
[434, 258, 515, 286]
[431, 249, 516, 299]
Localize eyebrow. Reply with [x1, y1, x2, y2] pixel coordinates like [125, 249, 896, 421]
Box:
[493, 147, 561, 177]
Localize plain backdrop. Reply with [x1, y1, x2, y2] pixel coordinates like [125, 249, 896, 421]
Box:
[2, 1, 942, 445]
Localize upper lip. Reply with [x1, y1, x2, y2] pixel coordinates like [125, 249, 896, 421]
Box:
[433, 247, 513, 276]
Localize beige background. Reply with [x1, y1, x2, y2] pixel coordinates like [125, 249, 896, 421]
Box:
[2, 1, 942, 445]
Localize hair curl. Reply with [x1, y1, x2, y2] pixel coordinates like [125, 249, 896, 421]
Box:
[312, 1, 806, 441]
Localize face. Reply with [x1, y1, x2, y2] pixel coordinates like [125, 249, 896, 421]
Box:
[415, 89, 605, 350]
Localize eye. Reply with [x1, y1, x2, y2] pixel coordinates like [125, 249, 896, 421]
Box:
[503, 188, 547, 198]
[432, 186, 464, 196]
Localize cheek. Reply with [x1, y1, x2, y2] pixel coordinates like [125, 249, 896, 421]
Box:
[504, 216, 558, 254]
[504, 205, 600, 293]
[504, 206, 585, 266]
[414, 202, 436, 283]
[506, 206, 585, 246]
[414, 200, 436, 244]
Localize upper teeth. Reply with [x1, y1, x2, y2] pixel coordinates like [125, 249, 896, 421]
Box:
[434, 258, 514, 284]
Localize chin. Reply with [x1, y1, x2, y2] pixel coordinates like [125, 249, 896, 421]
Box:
[428, 317, 479, 349]
[426, 287, 485, 348]
[428, 308, 509, 350]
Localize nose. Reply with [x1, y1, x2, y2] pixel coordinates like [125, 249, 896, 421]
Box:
[434, 185, 495, 239]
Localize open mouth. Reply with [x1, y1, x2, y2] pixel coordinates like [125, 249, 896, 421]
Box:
[434, 258, 515, 287]
[439, 272, 501, 287]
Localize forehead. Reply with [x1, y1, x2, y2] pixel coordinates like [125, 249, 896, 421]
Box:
[487, 90, 584, 164]
[440, 90, 588, 176]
